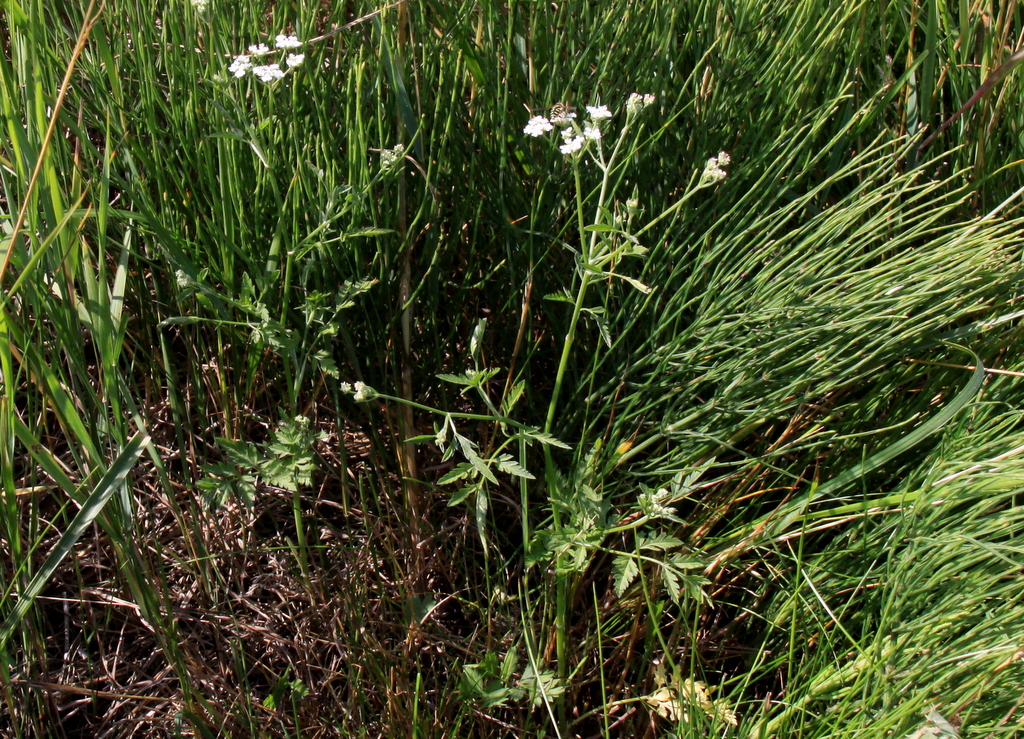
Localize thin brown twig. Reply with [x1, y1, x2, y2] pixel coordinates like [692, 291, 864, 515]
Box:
[0, 0, 105, 288]
[907, 358, 1024, 378]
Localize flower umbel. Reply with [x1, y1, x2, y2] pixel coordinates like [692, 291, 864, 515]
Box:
[275, 34, 302, 49]
[248, 43, 271, 56]
[559, 133, 585, 156]
[228, 55, 252, 77]
[252, 64, 286, 83]
[285, 53, 305, 68]
[524, 115, 554, 137]
[586, 104, 613, 120]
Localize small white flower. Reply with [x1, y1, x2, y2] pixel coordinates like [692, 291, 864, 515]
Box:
[275, 34, 302, 49]
[248, 43, 271, 56]
[717, 151, 731, 166]
[192, 0, 209, 12]
[524, 115, 554, 137]
[228, 55, 252, 77]
[559, 135, 585, 155]
[706, 156, 719, 170]
[582, 123, 601, 141]
[285, 53, 305, 68]
[340, 382, 353, 393]
[252, 64, 286, 82]
[586, 104, 612, 120]
[175, 269, 191, 288]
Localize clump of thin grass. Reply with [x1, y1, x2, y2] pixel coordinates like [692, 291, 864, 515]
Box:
[1, 0, 1023, 737]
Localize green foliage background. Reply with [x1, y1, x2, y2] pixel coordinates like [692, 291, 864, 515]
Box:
[0, 0, 1022, 736]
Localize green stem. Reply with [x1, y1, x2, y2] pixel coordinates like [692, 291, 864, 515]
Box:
[369, 393, 537, 429]
[543, 270, 593, 441]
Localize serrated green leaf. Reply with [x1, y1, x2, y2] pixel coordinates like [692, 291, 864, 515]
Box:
[667, 552, 705, 570]
[517, 427, 571, 450]
[448, 483, 476, 507]
[502, 380, 525, 415]
[662, 564, 682, 604]
[612, 554, 640, 597]
[313, 348, 339, 377]
[437, 372, 476, 386]
[455, 432, 498, 484]
[217, 438, 264, 470]
[638, 533, 684, 551]
[496, 454, 535, 479]
[439, 461, 476, 486]
[520, 665, 564, 706]
[500, 649, 519, 682]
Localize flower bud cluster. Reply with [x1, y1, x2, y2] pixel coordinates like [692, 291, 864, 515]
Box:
[380, 143, 406, 169]
[701, 151, 732, 185]
[625, 93, 656, 115]
[340, 381, 378, 403]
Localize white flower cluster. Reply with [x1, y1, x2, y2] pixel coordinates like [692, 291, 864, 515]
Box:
[252, 64, 285, 82]
[228, 33, 304, 83]
[559, 105, 610, 155]
[275, 34, 302, 49]
[229, 55, 252, 77]
[524, 95, 656, 158]
[524, 116, 554, 137]
[380, 143, 406, 168]
[192, 0, 209, 12]
[701, 151, 731, 184]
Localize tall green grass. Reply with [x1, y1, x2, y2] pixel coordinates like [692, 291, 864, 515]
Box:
[0, 0, 1022, 736]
